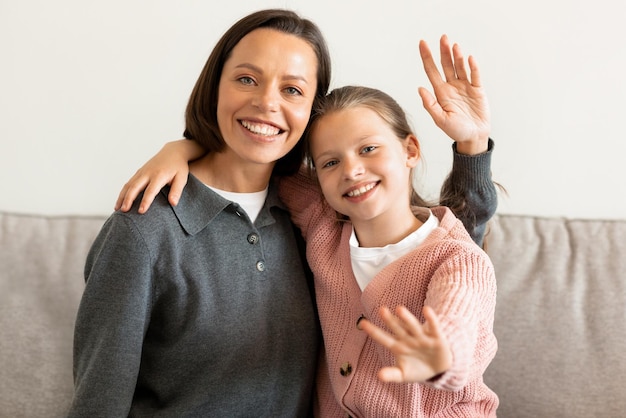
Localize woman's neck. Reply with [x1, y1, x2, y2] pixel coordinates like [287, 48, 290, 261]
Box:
[189, 152, 274, 193]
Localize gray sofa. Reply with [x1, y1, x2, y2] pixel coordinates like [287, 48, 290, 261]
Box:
[1, 211, 625, 417]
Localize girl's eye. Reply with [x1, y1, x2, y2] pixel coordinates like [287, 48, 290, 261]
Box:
[361, 145, 377, 154]
[238, 76, 255, 85]
[321, 160, 338, 169]
[284, 86, 302, 96]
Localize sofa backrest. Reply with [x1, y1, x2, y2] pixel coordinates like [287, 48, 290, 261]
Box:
[0, 212, 106, 417]
[483, 214, 626, 417]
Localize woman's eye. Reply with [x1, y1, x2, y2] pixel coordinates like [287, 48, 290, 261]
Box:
[285, 86, 302, 96]
[238, 76, 255, 85]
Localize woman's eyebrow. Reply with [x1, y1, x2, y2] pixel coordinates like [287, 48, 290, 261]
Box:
[234, 62, 310, 84]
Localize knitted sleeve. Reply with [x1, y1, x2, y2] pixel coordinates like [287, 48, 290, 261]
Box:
[422, 244, 497, 392]
[439, 139, 498, 247]
[278, 167, 332, 240]
[68, 213, 153, 417]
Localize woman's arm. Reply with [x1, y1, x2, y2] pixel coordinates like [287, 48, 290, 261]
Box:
[116, 139, 205, 213]
[69, 214, 153, 416]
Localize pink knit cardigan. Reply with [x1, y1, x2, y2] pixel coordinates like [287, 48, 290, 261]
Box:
[279, 172, 498, 418]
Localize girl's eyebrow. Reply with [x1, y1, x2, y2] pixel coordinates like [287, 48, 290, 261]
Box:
[312, 149, 333, 162]
[233, 63, 310, 84]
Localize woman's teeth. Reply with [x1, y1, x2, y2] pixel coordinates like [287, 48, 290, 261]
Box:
[241, 120, 280, 136]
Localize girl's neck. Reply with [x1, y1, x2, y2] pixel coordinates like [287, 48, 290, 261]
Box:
[351, 207, 423, 248]
[189, 152, 274, 193]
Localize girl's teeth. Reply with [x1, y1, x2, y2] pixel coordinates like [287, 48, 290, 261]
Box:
[347, 183, 375, 197]
[241, 120, 280, 136]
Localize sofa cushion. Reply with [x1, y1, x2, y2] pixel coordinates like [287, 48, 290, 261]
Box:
[0, 212, 105, 417]
[483, 214, 626, 417]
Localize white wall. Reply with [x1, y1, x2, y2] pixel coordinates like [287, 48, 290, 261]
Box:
[1, 0, 624, 219]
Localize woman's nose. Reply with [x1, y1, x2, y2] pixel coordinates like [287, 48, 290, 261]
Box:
[252, 86, 279, 112]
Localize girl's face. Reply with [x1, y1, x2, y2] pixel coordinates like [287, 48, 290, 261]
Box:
[216, 28, 318, 170]
[310, 106, 419, 226]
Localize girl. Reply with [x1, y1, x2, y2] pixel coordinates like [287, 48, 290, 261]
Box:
[279, 83, 498, 416]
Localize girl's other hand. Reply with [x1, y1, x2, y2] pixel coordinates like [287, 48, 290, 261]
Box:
[360, 305, 452, 383]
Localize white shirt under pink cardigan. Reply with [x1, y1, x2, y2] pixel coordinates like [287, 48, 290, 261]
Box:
[279, 171, 498, 418]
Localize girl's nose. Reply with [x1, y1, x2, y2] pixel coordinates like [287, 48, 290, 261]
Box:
[343, 158, 365, 179]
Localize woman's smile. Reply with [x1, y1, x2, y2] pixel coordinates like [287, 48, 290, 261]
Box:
[239, 119, 283, 137]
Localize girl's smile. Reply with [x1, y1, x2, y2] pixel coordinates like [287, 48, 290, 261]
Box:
[344, 181, 379, 199]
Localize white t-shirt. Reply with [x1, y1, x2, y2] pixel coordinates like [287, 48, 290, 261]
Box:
[350, 210, 439, 291]
[207, 185, 268, 223]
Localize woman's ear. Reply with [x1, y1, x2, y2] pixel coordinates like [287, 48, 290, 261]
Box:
[405, 134, 420, 168]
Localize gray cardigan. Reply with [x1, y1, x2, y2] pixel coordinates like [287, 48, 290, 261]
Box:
[69, 175, 319, 417]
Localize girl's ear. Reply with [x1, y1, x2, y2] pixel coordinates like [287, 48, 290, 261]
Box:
[405, 134, 420, 168]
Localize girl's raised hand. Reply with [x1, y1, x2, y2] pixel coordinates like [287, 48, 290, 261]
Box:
[419, 35, 491, 155]
[359, 305, 452, 383]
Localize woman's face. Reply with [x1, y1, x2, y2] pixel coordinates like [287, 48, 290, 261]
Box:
[216, 28, 318, 169]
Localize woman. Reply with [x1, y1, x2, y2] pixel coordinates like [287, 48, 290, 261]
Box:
[69, 9, 330, 417]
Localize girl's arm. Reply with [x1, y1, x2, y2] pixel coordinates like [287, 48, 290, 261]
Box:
[361, 249, 497, 388]
[440, 141, 497, 247]
[115, 139, 205, 213]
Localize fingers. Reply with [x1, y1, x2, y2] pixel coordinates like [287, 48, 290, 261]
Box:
[359, 315, 397, 348]
[138, 183, 161, 214]
[377, 366, 405, 383]
[116, 175, 150, 213]
[167, 174, 188, 207]
[419, 39, 444, 89]
[421, 34, 478, 86]
[421, 305, 443, 336]
[418, 86, 444, 127]
[439, 34, 457, 82]
[361, 305, 426, 349]
[468, 54, 482, 88]
[452, 43, 468, 81]
[378, 306, 414, 341]
[115, 170, 181, 214]
[115, 185, 129, 211]
[392, 305, 425, 339]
